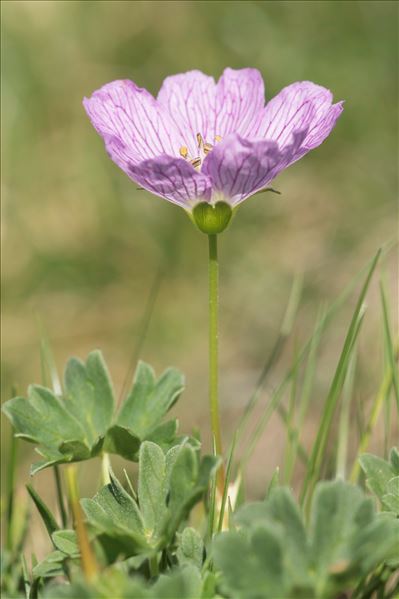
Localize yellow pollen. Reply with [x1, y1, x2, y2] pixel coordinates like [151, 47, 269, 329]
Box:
[179, 146, 188, 158]
[215, 135, 222, 143]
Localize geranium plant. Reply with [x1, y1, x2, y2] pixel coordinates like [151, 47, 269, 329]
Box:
[2, 69, 398, 599]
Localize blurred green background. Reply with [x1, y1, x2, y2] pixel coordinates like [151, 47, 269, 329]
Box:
[1, 0, 398, 538]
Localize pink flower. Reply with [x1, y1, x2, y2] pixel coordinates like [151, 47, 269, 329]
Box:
[84, 68, 343, 230]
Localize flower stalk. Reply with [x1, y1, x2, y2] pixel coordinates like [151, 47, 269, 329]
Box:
[208, 234, 224, 489]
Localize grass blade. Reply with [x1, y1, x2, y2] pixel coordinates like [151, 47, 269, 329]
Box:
[301, 249, 381, 507]
[380, 280, 399, 410]
[350, 363, 395, 483]
[335, 347, 357, 479]
[237, 251, 381, 464]
[66, 465, 98, 580]
[217, 432, 238, 532]
[6, 409, 18, 551]
[235, 272, 303, 444]
[26, 484, 59, 539]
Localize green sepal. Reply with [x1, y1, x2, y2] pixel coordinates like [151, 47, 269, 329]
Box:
[191, 201, 233, 234]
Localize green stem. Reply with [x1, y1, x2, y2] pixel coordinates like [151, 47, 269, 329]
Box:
[6, 430, 17, 551]
[54, 465, 68, 528]
[208, 235, 223, 460]
[149, 554, 159, 578]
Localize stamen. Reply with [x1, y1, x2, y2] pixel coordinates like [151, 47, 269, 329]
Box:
[190, 157, 202, 169]
[203, 143, 213, 155]
[196, 133, 204, 149]
[179, 146, 188, 159]
[215, 135, 222, 143]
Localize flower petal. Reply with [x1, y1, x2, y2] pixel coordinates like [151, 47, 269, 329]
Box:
[157, 68, 266, 151]
[83, 80, 184, 163]
[128, 155, 212, 207]
[215, 68, 265, 138]
[255, 81, 343, 150]
[202, 134, 284, 205]
[157, 70, 216, 156]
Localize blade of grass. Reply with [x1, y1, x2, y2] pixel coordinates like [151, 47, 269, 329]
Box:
[240, 306, 330, 470]
[26, 484, 59, 539]
[235, 272, 303, 444]
[118, 263, 163, 405]
[300, 248, 381, 508]
[66, 465, 98, 580]
[380, 280, 399, 410]
[266, 467, 280, 498]
[237, 251, 380, 460]
[350, 363, 395, 483]
[20, 554, 30, 599]
[207, 437, 218, 541]
[217, 432, 237, 532]
[335, 347, 357, 479]
[276, 404, 309, 466]
[241, 378, 289, 469]
[283, 339, 300, 483]
[6, 400, 18, 551]
[38, 328, 69, 529]
[37, 319, 62, 396]
[302, 306, 366, 509]
[123, 468, 137, 500]
[287, 306, 328, 478]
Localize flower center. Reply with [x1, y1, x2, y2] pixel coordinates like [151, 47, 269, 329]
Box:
[179, 133, 223, 170]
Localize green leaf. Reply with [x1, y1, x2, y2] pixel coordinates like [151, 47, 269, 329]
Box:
[138, 441, 168, 541]
[32, 551, 65, 579]
[81, 473, 148, 558]
[52, 530, 79, 557]
[26, 484, 59, 539]
[237, 488, 309, 587]
[214, 479, 398, 599]
[83, 443, 218, 560]
[213, 527, 287, 599]
[43, 568, 150, 598]
[359, 453, 395, 499]
[167, 448, 220, 535]
[63, 350, 115, 444]
[103, 426, 141, 461]
[151, 565, 202, 599]
[176, 527, 204, 569]
[114, 362, 184, 441]
[382, 476, 399, 513]
[2, 351, 114, 472]
[3, 353, 185, 471]
[389, 447, 399, 473]
[309, 481, 371, 577]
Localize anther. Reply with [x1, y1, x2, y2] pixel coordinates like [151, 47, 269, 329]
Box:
[215, 135, 222, 143]
[190, 157, 202, 169]
[196, 133, 204, 149]
[203, 143, 213, 155]
[179, 146, 188, 159]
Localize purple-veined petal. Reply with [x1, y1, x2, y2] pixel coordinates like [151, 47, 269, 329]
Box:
[255, 81, 343, 151]
[128, 155, 212, 207]
[214, 68, 265, 138]
[202, 134, 284, 206]
[157, 70, 216, 157]
[157, 68, 266, 153]
[83, 80, 185, 163]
